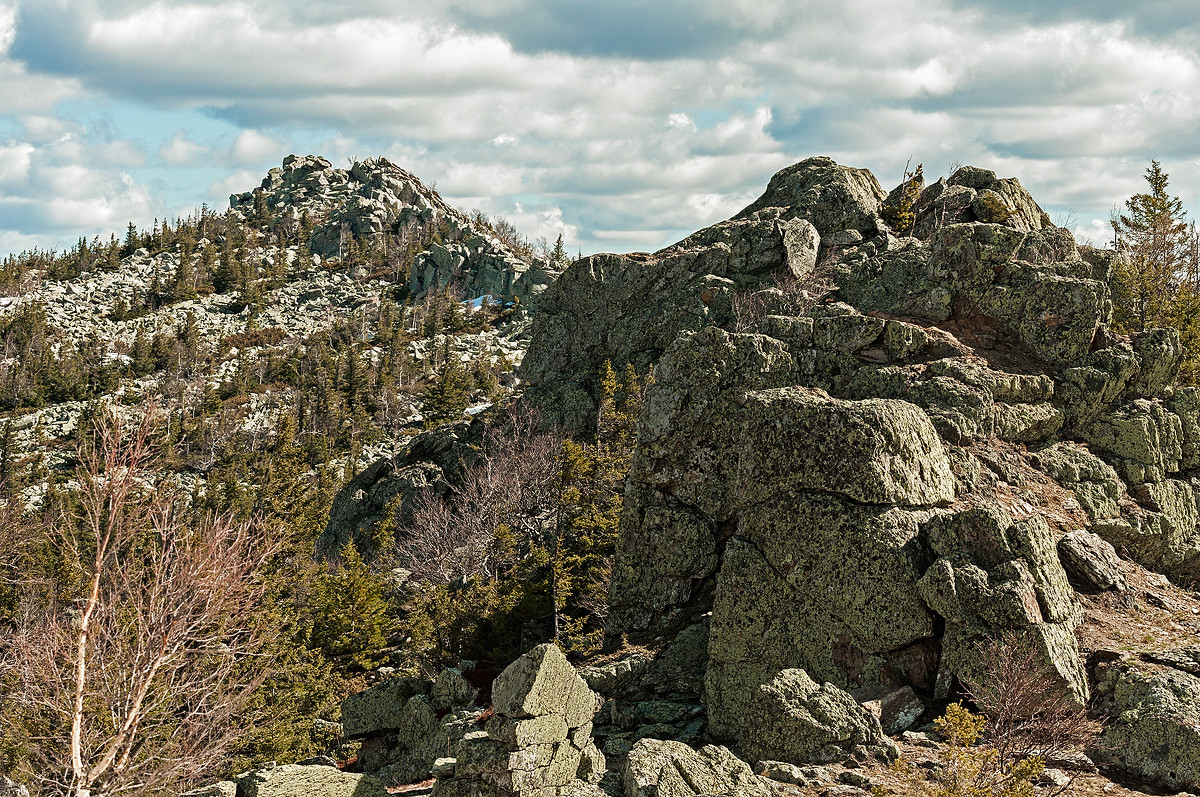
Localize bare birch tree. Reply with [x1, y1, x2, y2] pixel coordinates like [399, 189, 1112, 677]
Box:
[0, 406, 281, 797]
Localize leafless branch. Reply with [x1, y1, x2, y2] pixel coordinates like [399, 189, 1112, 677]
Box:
[0, 404, 282, 797]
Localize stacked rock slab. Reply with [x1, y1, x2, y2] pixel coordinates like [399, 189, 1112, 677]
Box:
[434, 644, 605, 797]
[515, 155, 1200, 769]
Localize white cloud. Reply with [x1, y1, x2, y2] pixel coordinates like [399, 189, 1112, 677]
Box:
[158, 130, 209, 166]
[231, 129, 283, 165]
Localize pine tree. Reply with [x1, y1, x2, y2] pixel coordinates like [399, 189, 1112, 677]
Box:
[421, 349, 471, 427]
[551, 233, 568, 267]
[1111, 160, 1190, 333]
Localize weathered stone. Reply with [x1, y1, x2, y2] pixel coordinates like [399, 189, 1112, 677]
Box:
[754, 760, 833, 787]
[919, 509, 1087, 706]
[735, 388, 955, 507]
[1172, 387, 1200, 469]
[357, 695, 450, 783]
[706, 509, 937, 743]
[739, 669, 892, 765]
[238, 764, 388, 797]
[522, 211, 816, 433]
[735, 156, 886, 239]
[341, 677, 432, 738]
[993, 402, 1063, 443]
[642, 622, 709, 696]
[433, 667, 481, 711]
[1030, 443, 1125, 523]
[182, 782, 236, 797]
[1142, 646, 1200, 677]
[1096, 661, 1200, 791]
[486, 715, 569, 748]
[852, 685, 925, 735]
[1130, 328, 1183, 397]
[1084, 400, 1183, 484]
[492, 643, 597, 727]
[1057, 530, 1125, 592]
[623, 739, 769, 797]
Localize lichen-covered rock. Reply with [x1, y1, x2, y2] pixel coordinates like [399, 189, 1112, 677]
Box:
[183, 783, 236, 797]
[1030, 444, 1126, 524]
[1083, 399, 1183, 484]
[238, 764, 388, 797]
[1057, 530, 1125, 593]
[994, 401, 1064, 443]
[492, 643, 597, 725]
[522, 212, 818, 433]
[623, 738, 769, 797]
[356, 695, 452, 782]
[735, 156, 886, 239]
[438, 644, 600, 797]
[852, 685, 925, 735]
[433, 667, 481, 711]
[913, 167, 1049, 240]
[341, 677, 432, 738]
[735, 388, 955, 507]
[918, 508, 1087, 706]
[1096, 661, 1200, 791]
[705, 530, 937, 743]
[738, 669, 893, 766]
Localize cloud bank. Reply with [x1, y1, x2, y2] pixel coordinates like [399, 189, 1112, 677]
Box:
[1, 0, 1197, 255]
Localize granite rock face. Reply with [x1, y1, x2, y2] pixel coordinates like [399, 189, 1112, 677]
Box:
[574, 156, 1200, 770]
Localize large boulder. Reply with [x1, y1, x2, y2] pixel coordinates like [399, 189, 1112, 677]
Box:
[623, 739, 769, 797]
[734, 156, 886, 239]
[1096, 659, 1200, 791]
[341, 678, 431, 739]
[738, 669, 894, 765]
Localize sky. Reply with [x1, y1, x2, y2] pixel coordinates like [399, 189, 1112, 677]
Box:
[1, 0, 1198, 259]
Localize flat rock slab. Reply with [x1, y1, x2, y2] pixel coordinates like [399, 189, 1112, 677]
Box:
[238, 764, 387, 797]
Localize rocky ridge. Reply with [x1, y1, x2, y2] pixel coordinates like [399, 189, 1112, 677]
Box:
[0, 156, 540, 506]
[517, 156, 1200, 789]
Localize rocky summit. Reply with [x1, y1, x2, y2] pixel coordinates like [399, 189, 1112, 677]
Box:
[8, 153, 1200, 797]
[521, 156, 1200, 789]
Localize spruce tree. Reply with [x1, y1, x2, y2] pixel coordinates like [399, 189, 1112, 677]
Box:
[1111, 160, 1190, 333]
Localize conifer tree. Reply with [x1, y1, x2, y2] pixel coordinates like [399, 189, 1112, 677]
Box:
[1111, 160, 1190, 333]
